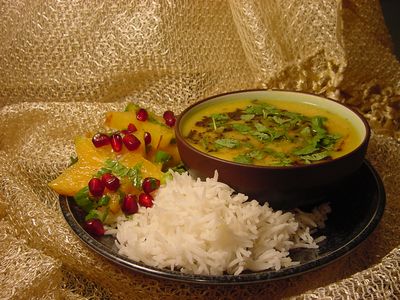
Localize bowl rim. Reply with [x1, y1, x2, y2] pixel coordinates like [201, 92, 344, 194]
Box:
[175, 89, 371, 171]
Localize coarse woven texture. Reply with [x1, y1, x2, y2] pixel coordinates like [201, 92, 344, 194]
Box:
[0, 0, 399, 299]
[0, 220, 62, 300]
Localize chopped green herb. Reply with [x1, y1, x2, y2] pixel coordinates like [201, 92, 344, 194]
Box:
[155, 150, 172, 164]
[233, 154, 253, 164]
[232, 123, 251, 132]
[74, 186, 93, 213]
[254, 123, 268, 133]
[215, 138, 240, 149]
[98, 195, 110, 206]
[124, 103, 140, 112]
[85, 208, 109, 222]
[95, 167, 112, 177]
[169, 163, 187, 174]
[301, 151, 331, 163]
[104, 159, 143, 189]
[311, 116, 327, 135]
[240, 114, 255, 121]
[210, 113, 229, 130]
[292, 143, 318, 156]
[247, 149, 265, 160]
[148, 115, 168, 128]
[251, 131, 271, 142]
[272, 157, 293, 166]
[69, 156, 78, 166]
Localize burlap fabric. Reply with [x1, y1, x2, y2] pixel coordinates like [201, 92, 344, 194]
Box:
[0, 1, 399, 299]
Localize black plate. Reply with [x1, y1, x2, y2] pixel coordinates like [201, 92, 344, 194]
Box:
[59, 160, 385, 285]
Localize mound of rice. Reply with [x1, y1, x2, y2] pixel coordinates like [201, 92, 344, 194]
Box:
[109, 172, 330, 276]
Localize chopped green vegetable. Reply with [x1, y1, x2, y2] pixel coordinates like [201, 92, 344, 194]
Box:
[215, 138, 240, 149]
[233, 154, 253, 164]
[210, 113, 229, 130]
[85, 207, 109, 222]
[104, 159, 143, 189]
[98, 195, 110, 206]
[74, 186, 93, 213]
[69, 156, 78, 166]
[155, 150, 172, 164]
[232, 123, 251, 133]
[301, 151, 331, 164]
[247, 149, 265, 160]
[240, 114, 255, 121]
[124, 103, 140, 112]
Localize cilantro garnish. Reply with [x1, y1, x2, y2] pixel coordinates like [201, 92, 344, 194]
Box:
[74, 186, 93, 213]
[233, 154, 253, 164]
[186, 100, 344, 166]
[215, 138, 240, 149]
[103, 159, 143, 189]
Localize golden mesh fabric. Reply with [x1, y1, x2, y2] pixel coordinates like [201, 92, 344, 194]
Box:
[0, 221, 62, 299]
[0, 0, 400, 299]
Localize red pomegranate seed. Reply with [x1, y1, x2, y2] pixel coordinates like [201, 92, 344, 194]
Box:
[84, 219, 105, 236]
[92, 133, 110, 148]
[163, 110, 175, 120]
[101, 173, 120, 191]
[111, 133, 123, 152]
[138, 193, 154, 208]
[165, 117, 176, 127]
[142, 177, 160, 194]
[120, 129, 130, 135]
[144, 132, 151, 145]
[122, 133, 141, 151]
[88, 177, 105, 197]
[163, 110, 176, 127]
[136, 108, 148, 121]
[127, 123, 137, 132]
[122, 194, 139, 214]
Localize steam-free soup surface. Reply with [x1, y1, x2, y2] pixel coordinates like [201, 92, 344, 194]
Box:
[182, 99, 361, 166]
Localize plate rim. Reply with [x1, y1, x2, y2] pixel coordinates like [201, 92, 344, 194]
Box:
[59, 160, 386, 285]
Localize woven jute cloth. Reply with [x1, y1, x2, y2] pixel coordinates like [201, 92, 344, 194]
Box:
[0, 1, 399, 299]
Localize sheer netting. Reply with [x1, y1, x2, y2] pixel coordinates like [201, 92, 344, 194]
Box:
[0, 1, 399, 299]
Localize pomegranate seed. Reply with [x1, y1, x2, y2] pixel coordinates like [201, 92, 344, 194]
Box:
[88, 177, 105, 197]
[92, 133, 110, 148]
[101, 173, 120, 191]
[84, 219, 105, 236]
[136, 108, 148, 121]
[163, 110, 176, 127]
[165, 117, 176, 127]
[120, 129, 130, 135]
[111, 133, 123, 152]
[138, 193, 153, 208]
[127, 123, 137, 132]
[163, 110, 175, 121]
[122, 194, 139, 214]
[122, 133, 141, 151]
[142, 177, 160, 194]
[144, 132, 152, 145]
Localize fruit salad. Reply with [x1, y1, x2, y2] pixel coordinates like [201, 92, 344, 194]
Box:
[49, 103, 182, 235]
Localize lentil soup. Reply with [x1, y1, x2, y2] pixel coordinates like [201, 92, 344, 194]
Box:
[182, 99, 361, 166]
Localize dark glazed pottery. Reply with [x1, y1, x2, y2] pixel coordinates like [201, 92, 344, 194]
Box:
[175, 90, 370, 209]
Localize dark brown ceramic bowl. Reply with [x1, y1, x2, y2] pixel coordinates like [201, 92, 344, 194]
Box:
[175, 90, 370, 210]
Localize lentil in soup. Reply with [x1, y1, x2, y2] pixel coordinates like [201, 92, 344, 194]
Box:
[182, 99, 361, 166]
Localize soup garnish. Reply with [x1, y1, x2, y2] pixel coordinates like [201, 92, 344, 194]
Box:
[183, 99, 359, 166]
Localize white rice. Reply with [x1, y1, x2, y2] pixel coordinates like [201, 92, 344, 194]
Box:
[108, 171, 330, 276]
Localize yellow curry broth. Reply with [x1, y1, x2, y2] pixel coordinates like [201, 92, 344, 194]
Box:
[182, 99, 361, 166]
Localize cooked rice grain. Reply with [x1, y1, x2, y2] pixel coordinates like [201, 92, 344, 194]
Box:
[112, 172, 329, 276]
